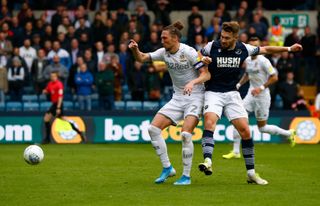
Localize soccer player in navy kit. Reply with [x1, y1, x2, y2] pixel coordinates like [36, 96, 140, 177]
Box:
[199, 22, 302, 185]
[223, 37, 296, 160]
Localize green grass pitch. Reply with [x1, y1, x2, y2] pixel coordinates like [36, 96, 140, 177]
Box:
[0, 143, 319, 206]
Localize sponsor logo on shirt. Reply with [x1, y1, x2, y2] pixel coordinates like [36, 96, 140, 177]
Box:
[167, 62, 189, 71]
[217, 57, 241, 68]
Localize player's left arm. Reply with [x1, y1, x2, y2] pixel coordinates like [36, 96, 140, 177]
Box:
[258, 43, 303, 54]
[184, 66, 210, 95]
[251, 58, 278, 96]
[183, 48, 211, 95]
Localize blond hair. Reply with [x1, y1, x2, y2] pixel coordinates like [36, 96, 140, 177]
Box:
[163, 21, 184, 39]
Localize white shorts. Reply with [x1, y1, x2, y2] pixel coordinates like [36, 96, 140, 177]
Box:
[158, 93, 204, 125]
[203, 91, 248, 121]
[243, 91, 271, 121]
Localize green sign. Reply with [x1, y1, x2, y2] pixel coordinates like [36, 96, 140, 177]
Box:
[93, 116, 283, 143]
[272, 14, 309, 28]
[0, 116, 286, 144]
[0, 117, 42, 143]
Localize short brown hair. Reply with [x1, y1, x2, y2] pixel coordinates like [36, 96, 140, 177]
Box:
[222, 21, 240, 35]
[248, 36, 260, 42]
[163, 21, 184, 39]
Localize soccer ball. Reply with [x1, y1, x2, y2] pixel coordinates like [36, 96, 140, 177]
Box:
[23, 145, 44, 165]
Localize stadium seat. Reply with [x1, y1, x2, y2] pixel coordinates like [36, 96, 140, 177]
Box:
[23, 86, 35, 94]
[114, 101, 126, 110]
[22, 94, 38, 102]
[64, 94, 73, 101]
[91, 93, 99, 110]
[274, 95, 283, 109]
[123, 93, 132, 101]
[38, 94, 48, 102]
[40, 101, 52, 111]
[126, 101, 143, 110]
[0, 102, 5, 111]
[63, 101, 74, 111]
[23, 102, 40, 111]
[6, 102, 23, 111]
[74, 102, 80, 109]
[122, 84, 129, 94]
[92, 100, 99, 109]
[91, 93, 99, 100]
[143, 101, 160, 110]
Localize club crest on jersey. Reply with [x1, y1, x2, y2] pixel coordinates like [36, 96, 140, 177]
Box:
[218, 49, 221, 53]
[217, 57, 241, 68]
[235, 49, 242, 55]
[179, 54, 187, 62]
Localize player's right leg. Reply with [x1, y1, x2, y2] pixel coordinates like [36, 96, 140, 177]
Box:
[198, 112, 219, 175]
[222, 128, 241, 159]
[199, 91, 224, 175]
[42, 112, 53, 144]
[148, 113, 176, 184]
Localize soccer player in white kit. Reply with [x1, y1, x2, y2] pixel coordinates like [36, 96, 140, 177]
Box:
[223, 37, 297, 160]
[128, 21, 210, 185]
[199, 22, 302, 185]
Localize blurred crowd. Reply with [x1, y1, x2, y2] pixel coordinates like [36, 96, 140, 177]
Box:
[0, 0, 319, 112]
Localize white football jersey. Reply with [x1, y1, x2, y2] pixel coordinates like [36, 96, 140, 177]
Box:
[245, 55, 276, 93]
[149, 43, 205, 94]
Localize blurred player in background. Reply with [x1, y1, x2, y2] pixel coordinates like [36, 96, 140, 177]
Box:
[42, 71, 86, 144]
[223, 37, 296, 160]
[199, 21, 302, 185]
[129, 21, 210, 185]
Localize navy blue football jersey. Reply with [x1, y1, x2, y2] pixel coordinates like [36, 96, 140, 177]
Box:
[201, 40, 260, 92]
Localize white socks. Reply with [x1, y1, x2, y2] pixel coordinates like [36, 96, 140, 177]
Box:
[233, 128, 241, 154]
[233, 124, 291, 154]
[247, 169, 256, 177]
[181, 131, 194, 177]
[148, 125, 171, 168]
[148, 125, 194, 177]
[259, 125, 291, 137]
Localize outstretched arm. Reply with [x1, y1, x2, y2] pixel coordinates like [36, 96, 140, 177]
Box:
[259, 43, 302, 54]
[128, 39, 151, 63]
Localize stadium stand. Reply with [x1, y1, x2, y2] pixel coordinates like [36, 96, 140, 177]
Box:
[0, 1, 317, 113]
[143, 101, 160, 110]
[23, 102, 40, 111]
[0, 103, 5, 111]
[114, 101, 126, 110]
[22, 95, 38, 103]
[39, 102, 52, 111]
[6, 102, 23, 111]
[126, 101, 143, 110]
[63, 101, 74, 111]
